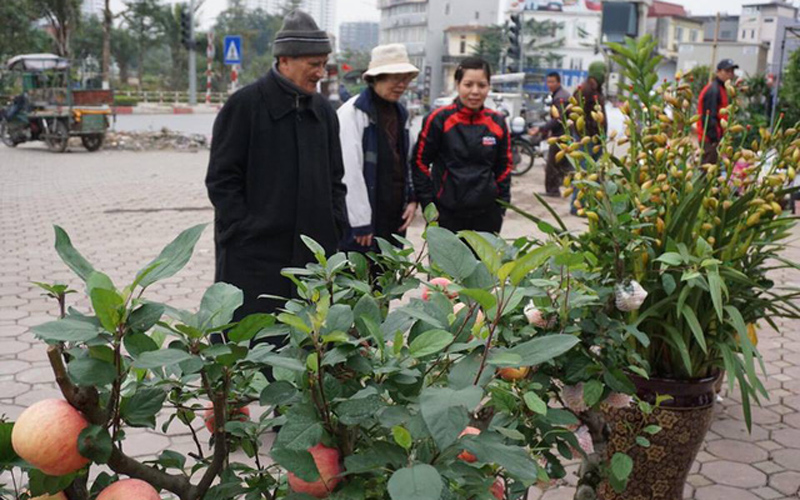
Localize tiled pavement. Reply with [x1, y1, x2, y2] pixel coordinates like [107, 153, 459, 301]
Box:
[0, 144, 798, 499]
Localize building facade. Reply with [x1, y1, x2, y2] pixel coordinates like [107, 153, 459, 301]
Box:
[339, 22, 380, 53]
[738, 2, 799, 74]
[246, 0, 337, 33]
[677, 41, 769, 76]
[378, 0, 500, 104]
[693, 15, 740, 42]
[441, 26, 488, 94]
[512, 0, 604, 91]
[80, 0, 103, 18]
[646, 1, 704, 81]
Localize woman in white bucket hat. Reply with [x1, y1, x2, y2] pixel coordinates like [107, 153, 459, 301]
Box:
[337, 44, 419, 260]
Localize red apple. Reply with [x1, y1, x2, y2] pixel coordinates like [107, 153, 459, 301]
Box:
[96, 479, 161, 500]
[204, 404, 251, 433]
[11, 399, 90, 476]
[453, 303, 485, 326]
[422, 277, 457, 301]
[30, 492, 68, 500]
[497, 366, 530, 381]
[490, 477, 506, 499]
[288, 443, 343, 498]
[457, 426, 481, 462]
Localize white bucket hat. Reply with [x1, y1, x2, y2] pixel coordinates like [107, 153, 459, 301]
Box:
[363, 44, 420, 80]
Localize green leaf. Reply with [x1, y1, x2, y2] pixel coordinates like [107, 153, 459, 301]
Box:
[123, 333, 159, 357]
[90, 287, 124, 333]
[661, 274, 677, 295]
[54, 225, 95, 282]
[32, 317, 102, 343]
[78, 425, 113, 463]
[655, 252, 683, 266]
[246, 346, 307, 372]
[420, 386, 482, 450]
[423, 202, 439, 223]
[388, 465, 443, 500]
[582, 380, 604, 408]
[336, 395, 384, 425]
[708, 267, 725, 321]
[0, 422, 18, 465]
[228, 314, 276, 343]
[344, 442, 407, 474]
[28, 469, 76, 496]
[409, 329, 453, 358]
[68, 358, 117, 387]
[270, 448, 320, 482]
[523, 392, 548, 415]
[300, 235, 327, 264]
[486, 352, 523, 367]
[643, 425, 661, 435]
[610, 452, 633, 481]
[680, 306, 708, 354]
[392, 426, 413, 450]
[459, 230, 501, 273]
[545, 409, 579, 426]
[128, 303, 165, 333]
[510, 244, 560, 285]
[260, 381, 299, 406]
[156, 450, 186, 470]
[635, 436, 651, 448]
[135, 224, 206, 288]
[426, 226, 478, 280]
[198, 282, 244, 330]
[504, 334, 580, 367]
[462, 433, 539, 485]
[275, 405, 324, 450]
[132, 349, 194, 369]
[322, 304, 354, 335]
[278, 313, 312, 334]
[458, 288, 497, 311]
[120, 388, 167, 428]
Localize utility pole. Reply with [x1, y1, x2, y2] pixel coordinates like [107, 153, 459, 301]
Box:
[188, 0, 197, 106]
[709, 13, 720, 83]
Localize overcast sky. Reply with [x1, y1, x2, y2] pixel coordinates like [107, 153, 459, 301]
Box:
[107, 0, 798, 31]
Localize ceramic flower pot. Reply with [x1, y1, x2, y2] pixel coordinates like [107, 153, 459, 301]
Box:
[598, 372, 720, 500]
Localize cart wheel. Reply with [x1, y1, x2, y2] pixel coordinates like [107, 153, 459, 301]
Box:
[0, 119, 18, 148]
[81, 134, 104, 152]
[46, 119, 69, 153]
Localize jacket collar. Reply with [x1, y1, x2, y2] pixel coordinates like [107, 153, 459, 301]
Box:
[455, 98, 485, 116]
[260, 65, 323, 121]
[355, 86, 409, 124]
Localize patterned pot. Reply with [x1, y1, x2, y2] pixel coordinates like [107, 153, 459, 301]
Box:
[598, 372, 720, 500]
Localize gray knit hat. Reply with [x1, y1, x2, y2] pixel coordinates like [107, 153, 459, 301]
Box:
[273, 9, 332, 57]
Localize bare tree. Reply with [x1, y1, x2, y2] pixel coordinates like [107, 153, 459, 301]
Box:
[32, 0, 82, 58]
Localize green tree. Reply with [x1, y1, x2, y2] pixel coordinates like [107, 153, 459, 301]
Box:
[122, 0, 164, 91]
[472, 25, 504, 72]
[72, 15, 104, 61]
[31, 0, 82, 58]
[0, 0, 50, 60]
[779, 48, 800, 128]
[523, 18, 565, 69]
[213, 2, 282, 86]
[111, 26, 137, 86]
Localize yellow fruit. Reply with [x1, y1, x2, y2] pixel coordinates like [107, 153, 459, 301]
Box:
[563, 187, 574, 198]
[747, 323, 758, 346]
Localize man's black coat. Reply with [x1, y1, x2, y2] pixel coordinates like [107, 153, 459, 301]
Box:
[206, 68, 348, 320]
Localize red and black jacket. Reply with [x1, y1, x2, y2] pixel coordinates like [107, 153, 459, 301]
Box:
[412, 99, 512, 214]
[697, 77, 729, 144]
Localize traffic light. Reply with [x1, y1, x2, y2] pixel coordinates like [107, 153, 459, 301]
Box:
[507, 14, 522, 62]
[180, 9, 193, 49]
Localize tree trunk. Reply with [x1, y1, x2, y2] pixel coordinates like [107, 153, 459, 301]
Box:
[102, 0, 111, 87]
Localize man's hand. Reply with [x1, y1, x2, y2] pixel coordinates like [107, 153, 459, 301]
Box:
[528, 126, 540, 136]
[355, 234, 373, 247]
[398, 202, 418, 232]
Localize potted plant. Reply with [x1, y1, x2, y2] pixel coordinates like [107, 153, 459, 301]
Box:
[1, 218, 648, 500]
[549, 35, 800, 499]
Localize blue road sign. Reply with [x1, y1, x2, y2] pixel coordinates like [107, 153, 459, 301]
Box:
[223, 36, 242, 65]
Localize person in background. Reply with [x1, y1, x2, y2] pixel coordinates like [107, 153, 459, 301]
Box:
[412, 57, 512, 233]
[570, 62, 608, 215]
[205, 10, 347, 374]
[337, 44, 419, 253]
[697, 59, 737, 165]
[529, 71, 571, 197]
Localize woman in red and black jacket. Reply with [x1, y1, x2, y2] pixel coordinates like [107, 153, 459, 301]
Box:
[412, 57, 512, 233]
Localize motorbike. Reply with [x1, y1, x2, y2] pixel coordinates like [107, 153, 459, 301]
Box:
[0, 94, 39, 148]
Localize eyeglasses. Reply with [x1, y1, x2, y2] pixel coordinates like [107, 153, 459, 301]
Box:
[386, 73, 416, 84]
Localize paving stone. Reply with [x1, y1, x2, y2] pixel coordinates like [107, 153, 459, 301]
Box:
[772, 449, 800, 471]
[0, 381, 30, 399]
[0, 324, 27, 338]
[754, 460, 787, 475]
[695, 485, 761, 500]
[768, 471, 800, 496]
[712, 418, 770, 442]
[751, 486, 785, 499]
[756, 440, 785, 452]
[0, 340, 28, 355]
[14, 387, 61, 407]
[701, 461, 767, 488]
[772, 428, 800, 449]
[118, 431, 171, 458]
[15, 365, 56, 384]
[706, 439, 769, 462]
[540, 488, 576, 500]
[0, 360, 28, 376]
[688, 473, 713, 487]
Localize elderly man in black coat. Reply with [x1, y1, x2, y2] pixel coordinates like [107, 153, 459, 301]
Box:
[206, 10, 348, 333]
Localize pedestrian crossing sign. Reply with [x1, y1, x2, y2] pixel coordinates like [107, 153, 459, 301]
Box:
[223, 36, 242, 65]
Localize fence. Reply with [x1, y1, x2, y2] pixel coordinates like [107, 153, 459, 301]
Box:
[118, 90, 229, 105]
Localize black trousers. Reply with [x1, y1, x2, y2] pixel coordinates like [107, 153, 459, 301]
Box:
[437, 205, 503, 234]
